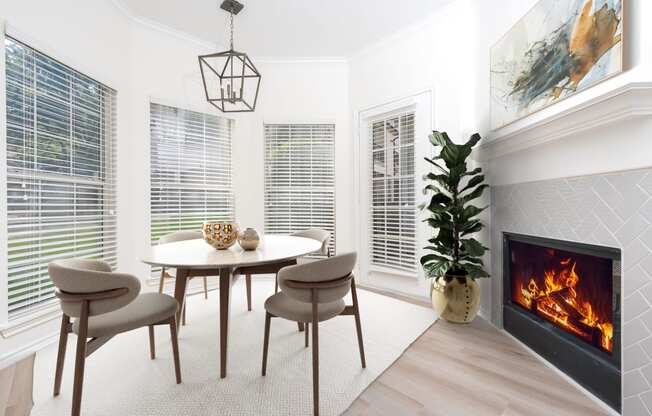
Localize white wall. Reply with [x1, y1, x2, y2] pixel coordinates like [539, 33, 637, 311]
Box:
[348, 0, 652, 314]
[0, 0, 353, 362]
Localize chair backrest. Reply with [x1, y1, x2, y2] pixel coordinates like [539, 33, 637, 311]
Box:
[48, 259, 141, 318]
[159, 230, 203, 245]
[278, 252, 357, 304]
[291, 229, 331, 256]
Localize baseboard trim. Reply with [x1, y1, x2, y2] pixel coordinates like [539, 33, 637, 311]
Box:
[357, 284, 431, 308]
[0, 330, 59, 369]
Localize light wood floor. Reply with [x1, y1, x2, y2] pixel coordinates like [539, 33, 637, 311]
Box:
[344, 313, 611, 416]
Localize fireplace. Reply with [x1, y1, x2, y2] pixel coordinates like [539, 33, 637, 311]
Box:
[503, 233, 621, 412]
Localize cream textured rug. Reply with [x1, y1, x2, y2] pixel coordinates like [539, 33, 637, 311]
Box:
[31, 278, 436, 416]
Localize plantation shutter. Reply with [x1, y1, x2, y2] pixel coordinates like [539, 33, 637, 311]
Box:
[149, 103, 234, 254]
[264, 124, 335, 256]
[5, 36, 118, 319]
[369, 112, 416, 272]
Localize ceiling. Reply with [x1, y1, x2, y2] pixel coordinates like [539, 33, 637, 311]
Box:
[115, 0, 454, 58]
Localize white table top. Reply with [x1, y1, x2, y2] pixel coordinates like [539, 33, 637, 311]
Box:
[141, 234, 322, 269]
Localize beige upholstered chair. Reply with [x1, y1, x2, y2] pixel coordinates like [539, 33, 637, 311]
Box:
[49, 259, 181, 416]
[158, 231, 206, 324]
[158, 230, 253, 318]
[291, 228, 331, 257]
[261, 252, 365, 416]
[272, 229, 331, 294]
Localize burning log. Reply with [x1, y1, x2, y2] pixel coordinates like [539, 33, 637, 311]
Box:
[534, 288, 593, 338]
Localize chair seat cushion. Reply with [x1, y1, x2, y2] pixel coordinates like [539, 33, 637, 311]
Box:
[73, 293, 178, 338]
[264, 292, 345, 323]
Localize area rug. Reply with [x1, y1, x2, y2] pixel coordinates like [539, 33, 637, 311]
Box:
[31, 278, 436, 416]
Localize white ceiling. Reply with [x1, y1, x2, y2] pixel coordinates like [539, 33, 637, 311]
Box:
[115, 0, 454, 58]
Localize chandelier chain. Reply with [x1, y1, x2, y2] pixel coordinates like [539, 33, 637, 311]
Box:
[229, 8, 234, 50]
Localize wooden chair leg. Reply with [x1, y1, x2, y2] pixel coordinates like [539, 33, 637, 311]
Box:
[246, 274, 252, 311]
[305, 322, 309, 348]
[274, 273, 279, 293]
[262, 312, 271, 376]
[169, 318, 182, 384]
[71, 301, 89, 416]
[311, 294, 320, 416]
[53, 314, 70, 396]
[148, 325, 156, 359]
[203, 276, 208, 300]
[158, 268, 166, 293]
[351, 279, 366, 368]
[182, 300, 187, 326]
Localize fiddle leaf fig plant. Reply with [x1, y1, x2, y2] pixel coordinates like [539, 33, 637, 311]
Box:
[420, 131, 490, 281]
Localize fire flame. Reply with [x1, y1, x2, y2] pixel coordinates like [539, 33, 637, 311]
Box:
[516, 258, 613, 353]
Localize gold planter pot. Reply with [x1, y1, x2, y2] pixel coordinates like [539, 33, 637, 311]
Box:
[431, 275, 480, 323]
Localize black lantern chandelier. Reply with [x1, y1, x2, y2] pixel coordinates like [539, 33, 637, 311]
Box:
[198, 0, 261, 113]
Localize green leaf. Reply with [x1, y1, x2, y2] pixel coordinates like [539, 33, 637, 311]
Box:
[461, 205, 487, 222]
[429, 131, 453, 147]
[420, 253, 452, 265]
[461, 263, 490, 279]
[424, 173, 451, 191]
[460, 238, 488, 257]
[460, 175, 485, 193]
[427, 193, 452, 213]
[424, 157, 448, 174]
[460, 184, 489, 203]
[460, 220, 483, 236]
[463, 167, 482, 177]
[424, 260, 452, 279]
[465, 133, 482, 148]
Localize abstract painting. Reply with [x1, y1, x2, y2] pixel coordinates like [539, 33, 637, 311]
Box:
[490, 0, 623, 129]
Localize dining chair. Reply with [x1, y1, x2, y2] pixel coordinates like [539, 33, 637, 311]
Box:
[157, 230, 253, 322]
[233, 229, 330, 315]
[261, 252, 366, 416]
[49, 259, 181, 416]
[274, 229, 331, 294]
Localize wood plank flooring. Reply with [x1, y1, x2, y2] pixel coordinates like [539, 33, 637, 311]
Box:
[344, 314, 611, 416]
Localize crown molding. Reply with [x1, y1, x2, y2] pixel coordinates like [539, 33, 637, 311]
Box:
[477, 82, 652, 161]
[109, 0, 220, 50]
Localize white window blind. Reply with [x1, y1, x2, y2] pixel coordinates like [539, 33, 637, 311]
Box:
[370, 112, 416, 272]
[150, 103, 234, 251]
[264, 124, 335, 256]
[5, 36, 117, 319]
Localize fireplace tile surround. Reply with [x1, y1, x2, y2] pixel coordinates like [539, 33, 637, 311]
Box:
[491, 168, 652, 415]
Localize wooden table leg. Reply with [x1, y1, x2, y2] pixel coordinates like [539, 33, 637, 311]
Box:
[219, 267, 233, 378]
[174, 268, 189, 326]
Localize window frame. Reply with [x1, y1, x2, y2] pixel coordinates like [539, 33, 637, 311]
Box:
[354, 91, 432, 294]
[368, 111, 417, 273]
[148, 102, 235, 278]
[2, 32, 118, 327]
[263, 122, 336, 257]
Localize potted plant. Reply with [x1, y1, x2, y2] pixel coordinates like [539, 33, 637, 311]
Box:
[420, 131, 489, 323]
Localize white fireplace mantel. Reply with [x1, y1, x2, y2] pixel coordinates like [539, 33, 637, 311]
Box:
[478, 82, 652, 161]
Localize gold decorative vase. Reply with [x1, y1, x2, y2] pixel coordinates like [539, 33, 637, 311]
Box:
[202, 222, 239, 250]
[431, 274, 480, 324]
[238, 227, 260, 250]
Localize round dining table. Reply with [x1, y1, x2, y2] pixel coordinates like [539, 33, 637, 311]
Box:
[141, 234, 321, 378]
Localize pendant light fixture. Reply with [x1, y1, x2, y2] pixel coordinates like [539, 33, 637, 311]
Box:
[198, 0, 261, 112]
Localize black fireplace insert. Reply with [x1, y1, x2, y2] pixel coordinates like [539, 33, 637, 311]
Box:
[503, 233, 621, 412]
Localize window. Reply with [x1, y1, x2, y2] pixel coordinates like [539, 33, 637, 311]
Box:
[149, 103, 234, 255]
[264, 124, 335, 255]
[5, 37, 117, 320]
[369, 112, 416, 272]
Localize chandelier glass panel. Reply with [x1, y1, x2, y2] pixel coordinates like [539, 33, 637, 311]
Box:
[199, 0, 261, 112]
